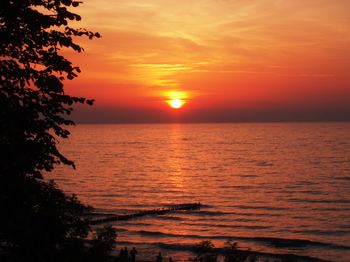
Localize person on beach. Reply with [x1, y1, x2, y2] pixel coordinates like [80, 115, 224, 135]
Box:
[130, 247, 137, 262]
[119, 248, 125, 262]
[124, 247, 129, 262]
[118, 247, 129, 262]
[156, 252, 163, 262]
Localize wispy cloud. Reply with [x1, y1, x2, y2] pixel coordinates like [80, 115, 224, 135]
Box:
[67, 0, 350, 114]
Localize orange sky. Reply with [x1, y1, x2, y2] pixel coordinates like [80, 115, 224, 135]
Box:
[64, 0, 350, 122]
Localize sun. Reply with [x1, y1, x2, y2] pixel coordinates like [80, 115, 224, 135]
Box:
[164, 90, 188, 109]
[168, 99, 186, 109]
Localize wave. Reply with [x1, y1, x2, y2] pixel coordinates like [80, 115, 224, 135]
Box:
[153, 215, 184, 221]
[251, 237, 350, 250]
[232, 211, 283, 217]
[289, 198, 350, 204]
[231, 205, 288, 211]
[126, 230, 350, 250]
[165, 203, 213, 209]
[180, 221, 270, 230]
[332, 176, 350, 181]
[289, 229, 350, 236]
[118, 222, 154, 227]
[187, 210, 231, 216]
[255, 161, 274, 167]
[237, 174, 258, 178]
[219, 185, 255, 189]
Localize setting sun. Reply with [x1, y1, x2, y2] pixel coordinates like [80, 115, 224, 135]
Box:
[168, 99, 185, 109]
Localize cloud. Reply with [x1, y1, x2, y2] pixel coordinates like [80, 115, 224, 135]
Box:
[65, 0, 350, 122]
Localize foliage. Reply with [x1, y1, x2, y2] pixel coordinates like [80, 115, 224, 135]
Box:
[0, 176, 117, 262]
[89, 225, 118, 261]
[192, 240, 262, 262]
[195, 240, 215, 255]
[192, 240, 311, 262]
[0, 0, 99, 179]
[194, 241, 217, 262]
[0, 0, 116, 261]
[224, 241, 257, 262]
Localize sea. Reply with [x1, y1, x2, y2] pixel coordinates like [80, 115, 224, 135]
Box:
[51, 123, 350, 262]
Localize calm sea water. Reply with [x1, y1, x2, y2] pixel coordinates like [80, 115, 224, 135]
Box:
[52, 123, 350, 261]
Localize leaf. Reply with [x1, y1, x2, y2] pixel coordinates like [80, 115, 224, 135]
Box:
[72, 1, 80, 7]
[86, 99, 95, 106]
[61, 0, 72, 6]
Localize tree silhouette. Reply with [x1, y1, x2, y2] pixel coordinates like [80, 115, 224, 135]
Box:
[0, 1, 116, 261]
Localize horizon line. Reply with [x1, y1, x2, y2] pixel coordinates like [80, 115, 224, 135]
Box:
[73, 120, 350, 125]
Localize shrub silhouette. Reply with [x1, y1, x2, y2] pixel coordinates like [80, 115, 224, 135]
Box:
[194, 241, 217, 262]
[0, 1, 116, 261]
[224, 241, 257, 262]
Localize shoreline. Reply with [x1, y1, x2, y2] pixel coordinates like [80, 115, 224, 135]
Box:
[114, 241, 329, 262]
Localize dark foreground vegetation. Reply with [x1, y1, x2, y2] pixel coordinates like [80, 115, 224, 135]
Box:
[191, 240, 327, 262]
[0, 0, 115, 261]
[111, 240, 327, 262]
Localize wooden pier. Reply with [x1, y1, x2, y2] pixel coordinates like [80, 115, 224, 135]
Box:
[90, 203, 201, 225]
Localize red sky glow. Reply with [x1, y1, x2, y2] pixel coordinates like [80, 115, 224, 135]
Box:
[64, 0, 350, 122]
